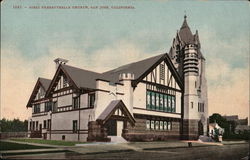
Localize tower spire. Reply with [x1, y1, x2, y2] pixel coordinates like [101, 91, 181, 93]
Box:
[184, 11, 187, 19]
[181, 13, 189, 29]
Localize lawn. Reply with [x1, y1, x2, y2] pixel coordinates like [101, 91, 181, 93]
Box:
[10, 138, 87, 146]
[0, 141, 52, 151]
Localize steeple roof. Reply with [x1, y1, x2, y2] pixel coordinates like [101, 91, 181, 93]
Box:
[179, 15, 195, 44]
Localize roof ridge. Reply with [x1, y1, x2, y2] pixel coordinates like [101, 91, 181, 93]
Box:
[102, 53, 165, 74]
[61, 64, 101, 75]
[38, 77, 51, 81]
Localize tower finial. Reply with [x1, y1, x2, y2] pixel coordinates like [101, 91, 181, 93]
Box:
[184, 11, 187, 19]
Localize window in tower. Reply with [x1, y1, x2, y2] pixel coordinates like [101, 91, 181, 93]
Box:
[191, 102, 193, 108]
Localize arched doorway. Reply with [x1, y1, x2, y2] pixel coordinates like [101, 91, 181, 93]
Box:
[198, 120, 204, 135]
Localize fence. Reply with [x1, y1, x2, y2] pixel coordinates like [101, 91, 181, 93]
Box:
[0, 132, 28, 139]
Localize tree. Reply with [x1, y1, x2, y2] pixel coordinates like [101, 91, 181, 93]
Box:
[209, 113, 231, 136]
[0, 118, 28, 132]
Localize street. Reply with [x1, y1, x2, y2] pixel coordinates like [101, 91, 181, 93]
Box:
[5, 143, 249, 160]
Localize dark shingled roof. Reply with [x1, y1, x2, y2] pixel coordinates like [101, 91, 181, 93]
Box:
[179, 17, 195, 44]
[97, 100, 135, 125]
[48, 53, 182, 92]
[26, 77, 51, 108]
[39, 78, 51, 91]
[98, 100, 121, 120]
[61, 65, 101, 89]
[101, 54, 165, 83]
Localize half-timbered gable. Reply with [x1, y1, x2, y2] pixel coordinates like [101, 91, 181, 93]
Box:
[143, 61, 181, 90]
[125, 54, 183, 117]
[45, 64, 101, 113]
[26, 78, 51, 107]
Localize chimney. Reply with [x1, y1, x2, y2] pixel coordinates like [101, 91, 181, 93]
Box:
[54, 58, 69, 70]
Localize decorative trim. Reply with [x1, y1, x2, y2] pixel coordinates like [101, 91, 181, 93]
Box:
[32, 98, 50, 104]
[131, 54, 183, 90]
[52, 92, 73, 98]
[51, 129, 88, 131]
[53, 87, 72, 94]
[50, 132, 88, 134]
[26, 78, 49, 108]
[142, 80, 181, 93]
[52, 107, 94, 114]
[46, 65, 79, 97]
[32, 112, 48, 117]
[134, 113, 181, 121]
[96, 79, 110, 83]
[96, 89, 124, 95]
[133, 107, 181, 115]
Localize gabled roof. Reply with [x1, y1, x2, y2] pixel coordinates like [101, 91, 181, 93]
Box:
[97, 100, 136, 126]
[179, 16, 195, 44]
[101, 54, 165, 83]
[26, 77, 51, 108]
[46, 64, 102, 96]
[39, 78, 51, 91]
[46, 53, 183, 96]
[61, 65, 101, 89]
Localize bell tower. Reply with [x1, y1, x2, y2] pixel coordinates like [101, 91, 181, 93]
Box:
[169, 15, 208, 139]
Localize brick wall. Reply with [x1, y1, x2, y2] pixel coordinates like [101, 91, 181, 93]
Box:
[124, 117, 180, 141]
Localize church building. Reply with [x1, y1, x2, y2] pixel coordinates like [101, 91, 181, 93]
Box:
[26, 16, 208, 142]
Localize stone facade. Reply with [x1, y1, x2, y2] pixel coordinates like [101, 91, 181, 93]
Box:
[123, 117, 180, 141]
[182, 119, 199, 140]
[87, 121, 110, 142]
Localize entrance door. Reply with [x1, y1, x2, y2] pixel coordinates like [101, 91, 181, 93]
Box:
[116, 121, 124, 137]
[198, 120, 204, 135]
[106, 119, 117, 136]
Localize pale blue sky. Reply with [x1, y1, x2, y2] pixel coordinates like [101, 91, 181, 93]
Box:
[1, 0, 249, 120]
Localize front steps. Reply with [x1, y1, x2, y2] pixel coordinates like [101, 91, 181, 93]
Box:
[108, 136, 128, 143]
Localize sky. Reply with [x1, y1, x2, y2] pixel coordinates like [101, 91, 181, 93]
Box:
[1, 0, 249, 121]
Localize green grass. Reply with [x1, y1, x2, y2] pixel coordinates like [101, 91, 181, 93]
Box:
[0, 141, 52, 151]
[10, 138, 88, 146]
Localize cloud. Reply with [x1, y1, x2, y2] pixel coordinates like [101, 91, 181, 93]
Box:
[207, 57, 249, 119]
[1, 40, 150, 120]
[197, 26, 249, 119]
[1, 30, 249, 121]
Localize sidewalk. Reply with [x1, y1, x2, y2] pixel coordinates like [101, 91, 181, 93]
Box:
[2, 139, 248, 158]
[68, 140, 229, 155]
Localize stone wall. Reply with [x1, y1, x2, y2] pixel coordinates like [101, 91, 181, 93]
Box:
[182, 119, 199, 140]
[124, 117, 180, 141]
[87, 121, 110, 142]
